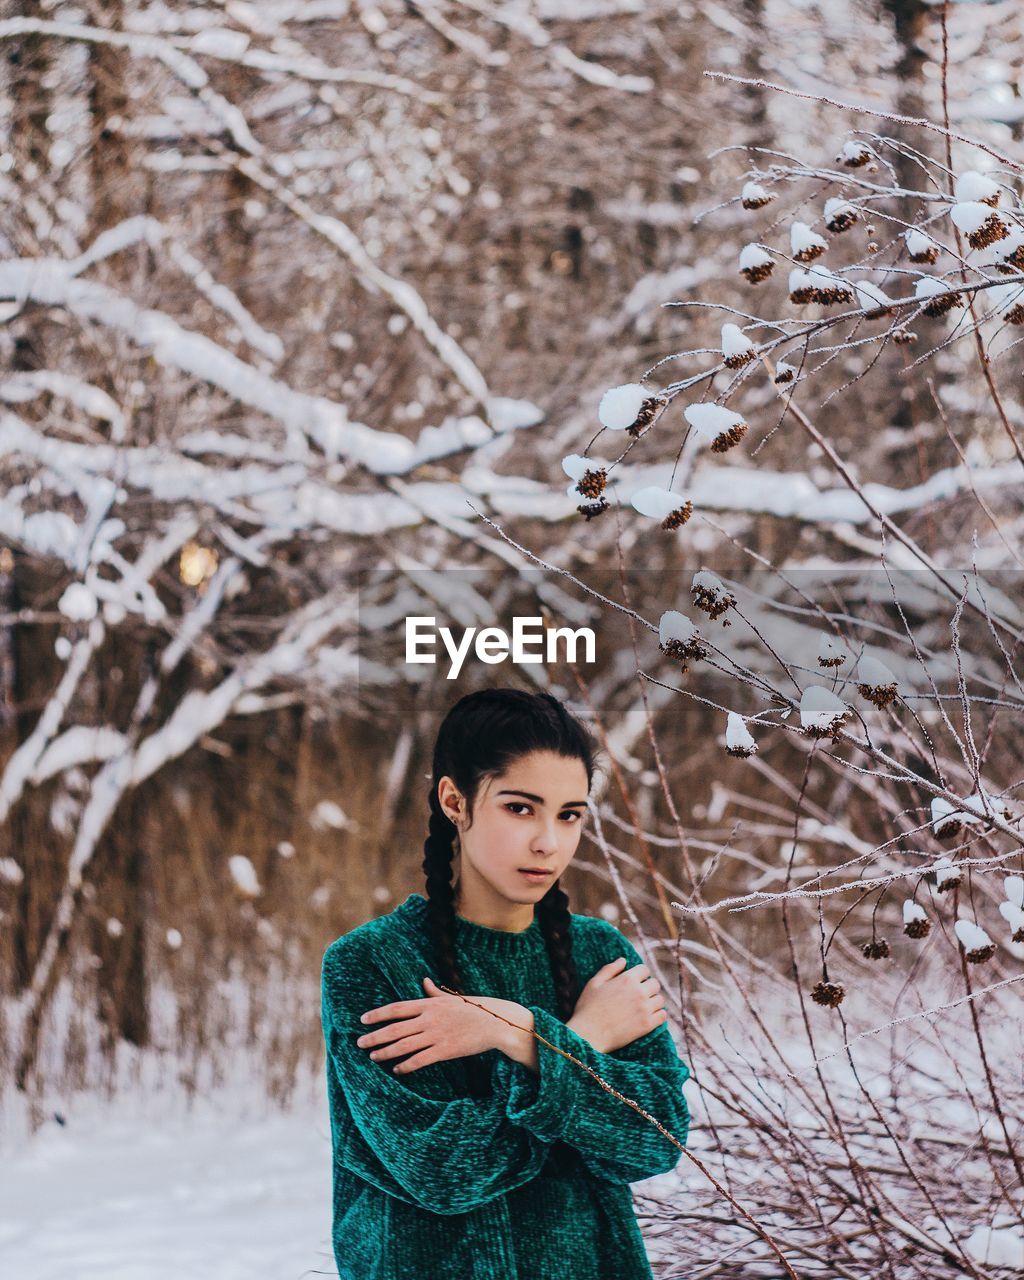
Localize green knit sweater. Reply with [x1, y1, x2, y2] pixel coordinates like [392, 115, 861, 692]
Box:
[321, 891, 691, 1279]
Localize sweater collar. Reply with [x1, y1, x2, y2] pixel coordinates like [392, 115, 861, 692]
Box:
[400, 892, 545, 955]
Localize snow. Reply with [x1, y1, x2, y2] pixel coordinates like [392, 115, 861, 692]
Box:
[818, 635, 845, 665]
[0, 856, 24, 885]
[0, 1099, 332, 1280]
[790, 221, 827, 258]
[310, 800, 351, 831]
[630, 486, 688, 519]
[741, 181, 773, 207]
[798, 685, 848, 732]
[904, 228, 938, 258]
[903, 900, 927, 924]
[57, 582, 98, 622]
[228, 855, 262, 897]
[598, 383, 649, 431]
[998, 901, 1024, 934]
[738, 243, 772, 270]
[658, 610, 699, 646]
[1005, 877, 1024, 908]
[965, 1223, 1024, 1269]
[934, 857, 961, 888]
[720, 322, 754, 361]
[561, 453, 591, 482]
[949, 200, 1005, 237]
[855, 655, 897, 689]
[954, 918, 992, 951]
[725, 711, 757, 755]
[684, 403, 745, 445]
[914, 276, 953, 301]
[953, 170, 1000, 205]
[853, 279, 892, 311]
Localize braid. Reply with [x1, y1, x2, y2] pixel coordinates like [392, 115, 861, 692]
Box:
[535, 880, 581, 1020]
[421, 789, 492, 1097]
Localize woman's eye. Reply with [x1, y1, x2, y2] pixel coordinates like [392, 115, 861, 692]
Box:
[504, 804, 582, 822]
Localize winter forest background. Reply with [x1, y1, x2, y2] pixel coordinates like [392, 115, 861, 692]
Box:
[2, 0, 1024, 1276]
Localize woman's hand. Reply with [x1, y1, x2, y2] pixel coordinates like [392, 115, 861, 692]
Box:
[569, 955, 668, 1054]
[355, 977, 528, 1075]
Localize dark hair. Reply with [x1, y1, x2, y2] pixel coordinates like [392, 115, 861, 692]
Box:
[421, 687, 597, 1096]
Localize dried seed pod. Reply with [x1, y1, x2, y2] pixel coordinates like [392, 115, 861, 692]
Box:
[626, 395, 667, 438]
[691, 569, 736, 620]
[955, 919, 995, 963]
[824, 198, 859, 233]
[861, 939, 890, 960]
[811, 981, 845, 1007]
[658, 610, 707, 662]
[741, 181, 774, 210]
[950, 201, 1010, 250]
[789, 269, 818, 304]
[739, 243, 775, 283]
[934, 857, 962, 893]
[905, 229, 939, 264]
[855, 656, 899, 709]
[632, 487, 693, 530]
[791, 221, 828, 262]
[774, 360, 796, 385]
[904, 916, 931, 939]
[893, 329, 917, 345]
[915, 276, 963, 317]
[817, 635, 845, 668]
[721, 323, 757, 368]
[576, 468, 608, 499]
[684, 403, 748, 453]
[577, 498, 609, 521]
[839, 140, 872, 168]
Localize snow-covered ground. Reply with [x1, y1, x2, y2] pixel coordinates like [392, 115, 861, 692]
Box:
[0, 1079, 689, 1280]
[0, 1088, 337, 1280]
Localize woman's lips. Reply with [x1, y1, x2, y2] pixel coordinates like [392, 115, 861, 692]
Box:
[519, 869, 553, 880]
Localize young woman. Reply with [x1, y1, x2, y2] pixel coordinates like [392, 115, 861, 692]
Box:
[321, 687, 691, 1279]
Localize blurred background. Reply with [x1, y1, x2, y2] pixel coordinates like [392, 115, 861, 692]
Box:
[2, 2, 1023, 1276]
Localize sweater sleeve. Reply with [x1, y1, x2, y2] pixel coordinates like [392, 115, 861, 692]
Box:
[492, 926, 691, 1184]
[321, 939, 554, 1216]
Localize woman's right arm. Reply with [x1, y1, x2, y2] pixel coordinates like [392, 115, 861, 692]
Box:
[322, 938, 554, 1216]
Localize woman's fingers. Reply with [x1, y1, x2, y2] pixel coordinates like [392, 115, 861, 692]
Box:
[357, 1014, 423, 1050]
[360, 998, 425, 1025]
[368, 1031, 430, 1063]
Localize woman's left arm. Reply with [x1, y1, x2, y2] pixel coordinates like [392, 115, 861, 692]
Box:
[492, 930, 692, 1184]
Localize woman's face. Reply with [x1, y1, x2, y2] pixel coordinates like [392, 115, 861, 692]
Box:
[441, 750, 590, 907]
